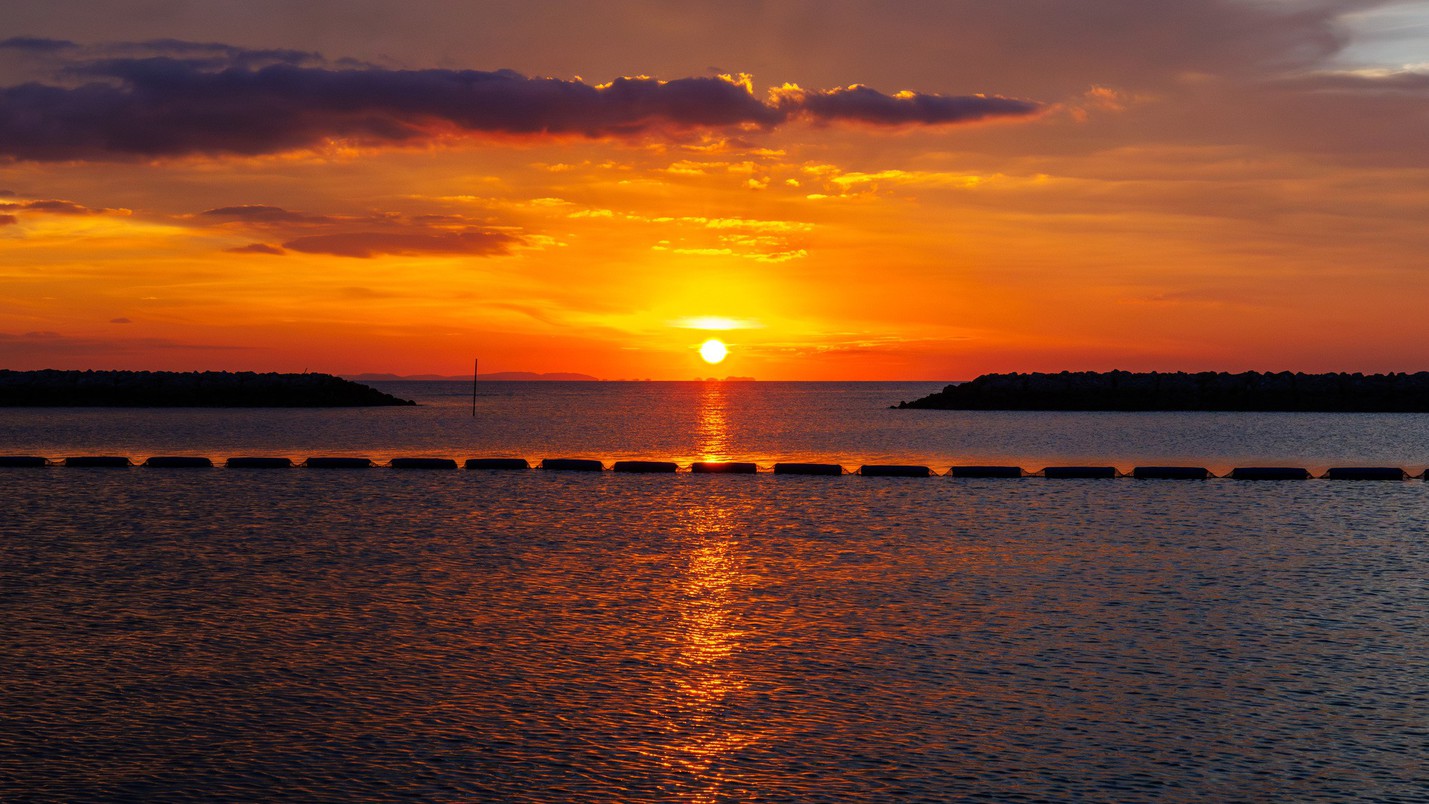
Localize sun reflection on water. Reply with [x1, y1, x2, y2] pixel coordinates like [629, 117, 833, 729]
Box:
[660, 501, 759, 802]
[694, 382, 731, 462]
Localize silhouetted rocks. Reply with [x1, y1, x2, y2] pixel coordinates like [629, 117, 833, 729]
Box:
[897, 371, 1429, 412]
[0, 370, 415, 407]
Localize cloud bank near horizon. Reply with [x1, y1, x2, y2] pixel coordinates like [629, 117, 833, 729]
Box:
[0, 39, 1042, 161]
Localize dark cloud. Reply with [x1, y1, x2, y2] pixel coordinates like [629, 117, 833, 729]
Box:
[0, 198, 116, 215]
[0, 214, 15, 226]
[0, 37, 76, 52]
[109, 317, 132, 324]
[0, 49, 1041, 161]
[225, 242, 286, 255]
[203, 205, 332, 224]
[780, 84, 1042, 126]
[282, 229, 519, 258]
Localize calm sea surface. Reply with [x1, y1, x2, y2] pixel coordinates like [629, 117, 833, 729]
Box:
[2, 382, 1426, 801]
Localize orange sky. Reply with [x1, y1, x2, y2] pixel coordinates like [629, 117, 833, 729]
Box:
[3, 1, 1428, 379]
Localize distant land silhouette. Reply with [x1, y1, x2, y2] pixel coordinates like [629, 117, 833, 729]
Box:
[352, 371, 599, 381]
[0, 370, 414, 407]
[898, 370, 1429, 412]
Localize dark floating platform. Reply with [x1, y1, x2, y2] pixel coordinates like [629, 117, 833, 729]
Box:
[948, 465, 1024, 478]
[226, 457, 293, 468]
[898, 370, 1429, 412]
[1133, 466, 1211, 480]
[1325, 467, 1407, 481]
[0, 455, 49, 467]
[1230, 467, 1312, 480]
[773, 462, 844, 476]
[541, 458, 605, 472]
[1043, 466, 1119, 479]
[465, 457, 530, 470]
[612, 460, 678, 473]
[691, 461, 759, 474]
[64, 456, 131, 467]
[144, 456, 213, 468]
[390, 457, 458, 470]
[0, 369, 414, 407]
[859, 464, 931, 477]
[305, 457, 374, 469]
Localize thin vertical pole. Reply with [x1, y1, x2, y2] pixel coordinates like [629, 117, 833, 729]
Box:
[471, 357, 478, 417]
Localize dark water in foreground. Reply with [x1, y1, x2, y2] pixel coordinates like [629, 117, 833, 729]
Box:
[3, 471, 1426, 801]
[2, 383, 1427, 800]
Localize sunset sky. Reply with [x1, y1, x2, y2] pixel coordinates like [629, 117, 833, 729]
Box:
[3, 0, 1428, 380]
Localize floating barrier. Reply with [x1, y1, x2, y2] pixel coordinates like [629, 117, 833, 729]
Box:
[859, 464, 931, 477]
[1133, 466, 1211, 480]
[465, 457, 530, 470]
[948, 465, 1024, 478]
[691, 461, 759, 474]
[0, 456, 48, 467]
[144, 456, 213, 468]
[64, 456, 131, 468]
[612, 460, 678, 473]
[1043, 466, 1119, 479]
[541, 458, 604, 472]
[390, 457, 458, 470]
[226, 457, 293, 468]
[1325, 467, 1407, 481]
[304, 457, 374, 469]
[1230, 467, 1311, 480]
[774, 462, 844, 476]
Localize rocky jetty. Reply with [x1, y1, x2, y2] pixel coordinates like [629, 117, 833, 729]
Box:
[0, 370, 415, 407]
[897, 371, 1429, 412]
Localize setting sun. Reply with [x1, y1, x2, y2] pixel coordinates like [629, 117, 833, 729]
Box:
[699, 339, 729, 365]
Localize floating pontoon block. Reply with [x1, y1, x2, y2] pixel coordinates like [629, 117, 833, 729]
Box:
[690, 461, 759, 474]
[947, 465, 1023, 478]
[540, 458, 605, 471]
[1132, 466, 1210, 480]
[226, 457, 293, 468]
[0, 456, 48, 467]
[859, 464, 931, 477]
[464, 457, 530, 470]
[144, 456, 214, 468]
[773, 462, 844, 476]
[1043, 466, 1119, 479]
[612, 460, 678, 473]
[64, 456, 131, 467]
[390, 457, 458, 469]
[1230, 467, 1310, 480]
[1324, 467, 1406, 481]
[305, 457, 374, 469]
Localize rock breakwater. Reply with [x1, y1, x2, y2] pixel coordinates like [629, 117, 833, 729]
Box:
[897, 370, 1429, 411]
[0, 370, 415, 407]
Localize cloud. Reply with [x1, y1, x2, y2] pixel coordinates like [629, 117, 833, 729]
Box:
[0, 214, 14, 226]
[225, 242, 286, 255]
[775, 84, 1042, 126]
[0, 37, 75, 52]
[0, 45, 1043, 161]
[282, 229, 518, 258]
[0, 198, 121, 215]
[109, 317, 132, 324]
[202, 205, 332, 224]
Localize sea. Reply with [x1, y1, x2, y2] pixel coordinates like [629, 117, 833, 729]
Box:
[2, 381, 1426, 801]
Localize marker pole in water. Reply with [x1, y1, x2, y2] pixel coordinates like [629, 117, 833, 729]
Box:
[471, 357, 478, 417]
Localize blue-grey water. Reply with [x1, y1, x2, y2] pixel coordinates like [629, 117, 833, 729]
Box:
[2, 382, 1426, 801]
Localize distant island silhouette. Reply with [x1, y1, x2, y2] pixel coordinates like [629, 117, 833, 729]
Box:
[0, 370, 415, 407]
[351, 371, 599, 381]
[897, 371, 1429, 412]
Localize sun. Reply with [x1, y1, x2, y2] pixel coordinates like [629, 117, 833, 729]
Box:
[699, 338, 729, 364]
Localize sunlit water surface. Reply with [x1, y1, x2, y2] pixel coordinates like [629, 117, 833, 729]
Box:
[2, 383, 1426, 800]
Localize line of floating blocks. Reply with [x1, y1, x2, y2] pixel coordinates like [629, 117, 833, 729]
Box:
[0, 455, 1424, 479]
